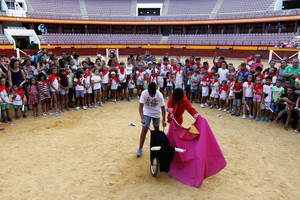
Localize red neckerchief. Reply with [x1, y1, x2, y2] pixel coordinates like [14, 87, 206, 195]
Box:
[115, 62, 120, 66]
[228, 80, 233, 87]
[240, 68, 248, 75]
[220, 85, 229, 93]
[201, 76, 210, 82]
[204, 61, 210, 70]
[257, 73, 265, 79]
[110, 77, 117, 84]
[254, 83, 263, 91]
[175, 68, 182, 75]
[196, 63, 201, 68]
[234, 82, 243, 91]
[213, 79, 219, 83]
[167, 76, 173, 81]
[48, 74, 57, 83]
[102, 69, 108, 76]
[119, 67, 125, 74]
[84, 73, 91, 78]
[268, 73, 276, 77]
[0, 85, 9, 93]
[150, 74, 156, 82]
[137, 69, 144, 79]
[41, 80, 48, 87]
[16, 88, 24, 99]
[66, 71, 71, 76]
[171, 64, 177, 71]
[187, 71, 194, 78]
[190, 59, 195, 65]
[185, 64, 191, 69]
[88, 67, 92, 72]
[247, 81, 252, 87]
[144, 77, 150, 84]
[208, 72, 215, 79]
[110, 68, 117, 73]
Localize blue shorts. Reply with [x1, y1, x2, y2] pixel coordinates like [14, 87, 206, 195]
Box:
[93, 89, 101, 93]
[128, 88, 134, 93]
[271, 102, 280, 113]
[245, 97, 253, 102]
[253, 97, 262, 102]
[190, 88, 198, 93]
[75, 90, 85, 98]
[102, 83, 108, 87]
[143, 115, 160, 128]
[136, 80, 143, 86]
[167, 86, 173, 90]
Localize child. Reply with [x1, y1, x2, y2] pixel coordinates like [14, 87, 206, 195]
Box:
[127, 74, 135, 101]
[189, 69, 198, 102]
[0, 96, 4, 130]
[243, 74, 254, 119]
[12, 85, 25, 119]
[271, 79, 285, 120]
[232, 76, 243, 116]
[136, 66, 145, 99]
[0, 77, 11, 122]
[228, 74, 235, 113]
[37, 72, 50, 116]
[166, 72, 174, 99]
[157, 65, 164, 96]
[48, 67, 60, 117]
[110, 72, 118, 102]
[210, 73, 220, 109]
[66, 67, 75, 107]
[84, 68, 92, 108]
[219, 80, 228, 111]
[59, 68, 69, 112]
[261, 76, 273, 121]
[200, 71, 210, 107]
[101, 65, 109, 102]
[253, 77, 263, 121]
[27, 78, 39, 117]
[118, 62, 127, 100]
[91, 69, 103, 107]
[174, 64, 184, 89]
[74, 70, 85, 110]
[150, 70, 157, 84]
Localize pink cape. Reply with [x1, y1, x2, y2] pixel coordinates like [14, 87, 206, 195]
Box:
[167, 115, 226, 187]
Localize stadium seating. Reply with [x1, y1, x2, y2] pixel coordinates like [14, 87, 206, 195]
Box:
[42, 33, 296, 46]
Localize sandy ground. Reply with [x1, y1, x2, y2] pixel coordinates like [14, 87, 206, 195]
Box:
[0, 98, 299, 200]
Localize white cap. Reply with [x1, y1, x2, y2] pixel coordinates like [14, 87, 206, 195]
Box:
[71, 66, 78, 70]
[111, 71, 116, 75]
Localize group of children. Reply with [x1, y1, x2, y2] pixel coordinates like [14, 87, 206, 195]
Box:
[0, 51, 299, 131]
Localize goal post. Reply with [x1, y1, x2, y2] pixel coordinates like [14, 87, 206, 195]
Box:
[269, 50, 300, 62]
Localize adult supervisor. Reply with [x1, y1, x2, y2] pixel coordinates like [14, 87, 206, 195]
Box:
[137, 82, 166, 157]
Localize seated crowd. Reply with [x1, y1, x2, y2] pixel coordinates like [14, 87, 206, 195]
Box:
[0, 49, 299, 132]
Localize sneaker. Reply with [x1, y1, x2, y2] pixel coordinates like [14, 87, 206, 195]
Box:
[223, 109, 227, 112]
[55, 111, 59, 117]
[249, 115, 254, 119]
[242, 114, 246, 119]
[137, 96, 140, 99]
[236, 113, 240, 117]
[256, 116, 259, 121]
[204, 103, 209, 107]
[47, 112, 52, 115]
[265, 117, 269, 122]
[99, 102, 104, 107]
[218, 108, 222, 111]
[83, 106, 87, 110]
[15, 116, 19, 120]
[43, 112, 47, 116]
[89, 104, 92, 108]
[94, 104, 97, 108]
[7, 117, 12, 122]
[200, 104, 204, 108]
[136, 148, 143, 157]
[231, 112, 236, 116]
[127, 97, 130, 101]
[210, 105, 214, 109]
[76, 106, 80, 111]
[261, 117, 264, 121]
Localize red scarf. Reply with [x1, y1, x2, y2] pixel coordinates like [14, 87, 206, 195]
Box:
[208, 72, 215, 79]
[234, 82, 243, 91]
[150, 74, 156, 82]
[213, 79, 219, 83]
[190, 59, 195, 65]
[48, 74, 57, 83]
[267, 73, 276, 77]
[0, 85, 9, 93]
[137, 69, 144, 79]
[185, 64, 191, 69]
[257, 73, 265, 80]
[115, 62, 120, 66]
[167, 76, 173, 81]
[84, 73, 91, 78]
[110, 76, 117, 84]
[254, 83, 263, 91]
[88, 67, 92, 72]
[144, 77, 150, 84]
[66, 71, 71, 76]
[247, 81, 252, 87]
[174, 68, 182, 76]
[220, 85, 229, 93]
[119, 67, 125, 74]
[196, 63, 201, 68]
[102, 69, 108, 77]
[77, 76, 82, 84]
[201, 76, 210, 82]
[163, 62, 169, 66]
[41, 80, 48, 87]
[16, 88, 24, 99]
[171, 64, 177, 71]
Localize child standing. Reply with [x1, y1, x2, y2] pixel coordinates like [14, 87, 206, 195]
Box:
[253, 77, 263, 121]
[27, 78, 39, 117]
[232, 76, 243, 116]
[200, 71, 210, 107]
[219, 80, 229, 111]
[271, 79, 285, 120]
[227, 74, 235, 113]
[48, 67, 60, 117]
[59, 68, 69, 112]
[84, 68, 92, 108]
[243, 74, 254, 119]
[74, 70, 85, 110]
[157, 65, 165, 96]
[118, 62, 127, 100]
[136, 66, 145, 99]
[127, 74, 135, 101]
[110, 72, 118, 102]
[143, 73, 150, 91]
[38, 72, 50, 116]
[210, 73, 220, 109]
[261, 76, 273, 121]
[174, 65, 184, 89]
[0, 77, 11, 122]
[101, 66, 109, 102]
[12, 85, 25, 119]
[150, 70, 157, 84]
[91, 69, 103, 107]
[189, 69, 198, 103]
[166, 72, 174, 99]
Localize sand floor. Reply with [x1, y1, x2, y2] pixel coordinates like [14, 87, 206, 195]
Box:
[0, 98, 299, 200]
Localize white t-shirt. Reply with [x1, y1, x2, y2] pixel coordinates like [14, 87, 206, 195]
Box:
[91, 75, 101, 90]
[175, 70, 183, 84]
[74, 78, 84, 91]
[243, 82, 253, 97]
[136, 70, 145, 81]
[146, 68, 152, 77]
[50, 77, 59, 92]
[128, 79, 135, 89]
[162, 64, 170, 78]
[218, 68, 229, 83]
[140, 90, 165, 118]
[13, 93, 22, 106]
[125, 64, 133, 75]
[263, 84, 272, 102]
[118, 70, 126, 83]
[101, 71, 109, 84]
[0, 89, 9, 103]
[110, 78, 118, 90]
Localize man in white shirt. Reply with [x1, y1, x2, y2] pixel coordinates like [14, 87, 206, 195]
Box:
[137, 82, 166, 157]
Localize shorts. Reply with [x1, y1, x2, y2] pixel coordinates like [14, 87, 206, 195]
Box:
[175, 83, 183, 89]
[190, 88, 198, 93]
[202, 87, 209, 97]
[167, 86, 173, 90]
[220, 95, 227, 101]
[128, 88, 134, 93]
[229, 91, 234, 98]
[143, 115, 160, 128]
[253, 97, 262, 102]
[233, 99, 242, 106]
[120, 82, 127, 89]
[75, 90, 85, 98]
[136, 79, 143, 86]
[158, 80, 164, 88]
[185, 85, 191, 92]
[13, 105, 22, 109]
[271, 102, 280, 113]
[261, 102, 271, 110]
[102, 83, 108, 87]
[85, 87, 92, 94]
[245, 97, 253, 102]
[93, 88, 101, 93]
[60, 88, 69, 95]
[1, 104, 9, 110]
[210, 92, 219, 98]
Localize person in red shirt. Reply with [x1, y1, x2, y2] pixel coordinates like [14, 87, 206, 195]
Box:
[167, 88, 199, 125]
[250, 54, 264, 73]
[246, 52, 255, 66]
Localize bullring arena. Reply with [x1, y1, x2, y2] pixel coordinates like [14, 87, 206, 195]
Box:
[0, 0, 300, 199]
